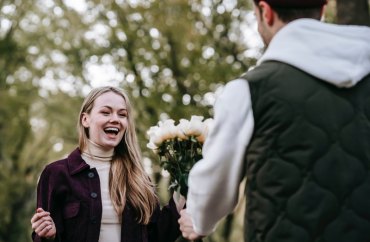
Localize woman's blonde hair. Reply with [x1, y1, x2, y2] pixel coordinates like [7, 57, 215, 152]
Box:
[78, 86, 157, 224]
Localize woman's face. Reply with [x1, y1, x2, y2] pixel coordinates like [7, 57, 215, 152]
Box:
[82, 91, 128, 150]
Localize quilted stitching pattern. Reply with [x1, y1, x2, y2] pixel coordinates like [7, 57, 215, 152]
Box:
[243, 62, 370, 242]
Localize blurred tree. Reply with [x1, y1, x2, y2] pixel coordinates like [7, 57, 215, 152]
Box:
[0, 0, 87, 241]
[336, 0, 370, 26]
[0, 1, 43, 241]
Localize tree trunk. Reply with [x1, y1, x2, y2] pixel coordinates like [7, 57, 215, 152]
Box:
[336, 0, 370, 26]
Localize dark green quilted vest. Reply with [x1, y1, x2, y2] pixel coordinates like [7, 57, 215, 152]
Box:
[242, 61, 370, 242]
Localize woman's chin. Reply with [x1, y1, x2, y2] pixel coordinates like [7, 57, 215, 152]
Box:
[100, 140, 119, 150]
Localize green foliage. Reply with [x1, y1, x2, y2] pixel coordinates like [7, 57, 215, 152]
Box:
[0, 83, 39, 242]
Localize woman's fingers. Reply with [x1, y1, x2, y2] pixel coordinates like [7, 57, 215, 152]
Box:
[31, 213, 52, 230]
[35, 220, 52, 235]
[33, 217, 56, 238]
[32, 216, 52, 230]
[42, 221, 56, 239]
[33, 216, 52, 231]
[31, 208, 56, 239]
[31, 210, 50, 224]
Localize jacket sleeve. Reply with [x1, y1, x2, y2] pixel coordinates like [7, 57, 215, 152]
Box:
[147, 197, 182, 242]
[32, 165, 64, 242]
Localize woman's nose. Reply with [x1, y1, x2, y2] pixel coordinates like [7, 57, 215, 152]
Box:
[110, 113, 119, 122]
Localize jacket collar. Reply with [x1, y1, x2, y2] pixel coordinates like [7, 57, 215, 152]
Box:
[67, 148, 90, 175]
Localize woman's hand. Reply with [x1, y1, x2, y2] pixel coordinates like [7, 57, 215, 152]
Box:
[173, 192, 186, 213]
[31, 208, 56, 240]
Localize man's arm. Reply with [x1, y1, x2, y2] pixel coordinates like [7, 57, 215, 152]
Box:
[186, 79, 255, 235]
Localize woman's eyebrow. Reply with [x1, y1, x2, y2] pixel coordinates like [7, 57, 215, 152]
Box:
[100, 105, 127, 110]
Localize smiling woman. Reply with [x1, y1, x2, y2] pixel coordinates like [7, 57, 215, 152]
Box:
[30, 86, 185, 242]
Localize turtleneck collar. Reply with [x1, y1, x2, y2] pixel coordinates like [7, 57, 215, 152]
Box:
[82, 139, 114, 162]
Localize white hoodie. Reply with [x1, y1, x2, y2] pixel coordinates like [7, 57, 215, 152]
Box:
[259, 19, 370, 87]
[186, 19, 370, 235]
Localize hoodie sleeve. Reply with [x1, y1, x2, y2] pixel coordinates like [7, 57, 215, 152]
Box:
[186, 79, 255, 235]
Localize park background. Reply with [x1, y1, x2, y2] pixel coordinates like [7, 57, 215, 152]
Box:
[0, 0, 369, 241]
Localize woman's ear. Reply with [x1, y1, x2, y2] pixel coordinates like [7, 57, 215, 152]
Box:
[259, 1, 275, 26]
[81, 113, 90, 128]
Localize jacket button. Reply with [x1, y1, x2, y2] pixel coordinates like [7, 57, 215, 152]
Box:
[88, 172, 95, 178]
[90, 192, 98, 198]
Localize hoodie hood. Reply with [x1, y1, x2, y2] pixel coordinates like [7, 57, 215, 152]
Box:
[258, 19, 370, 88]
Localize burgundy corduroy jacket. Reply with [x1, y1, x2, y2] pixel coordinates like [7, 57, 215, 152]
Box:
[32, 148, 181, 242]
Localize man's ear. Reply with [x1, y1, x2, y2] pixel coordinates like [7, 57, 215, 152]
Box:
[259, 1, 275, 25]
[81, 113, 90, 128]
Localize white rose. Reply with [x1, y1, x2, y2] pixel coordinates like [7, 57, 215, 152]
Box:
[146, 141, 159, 152]
[203, 118, 214, 134]
[185, 115, 205, 137]
[196, 118, 214, 143]
[176, 119, 190, 140]
[147, 125, 159, 139]
[158, 119, 177, 141]
[147, 125, 163, 146]
[146, 119, 177, 147]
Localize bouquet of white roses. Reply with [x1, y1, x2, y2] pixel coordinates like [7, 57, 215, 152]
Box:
[147, 115, 213, 197]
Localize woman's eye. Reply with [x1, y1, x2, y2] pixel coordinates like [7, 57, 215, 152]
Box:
[101, 111, 110, 115]
[119, 113, 127, 117]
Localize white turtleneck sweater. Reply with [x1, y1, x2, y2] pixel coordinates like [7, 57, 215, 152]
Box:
[81, 140, 120, 242]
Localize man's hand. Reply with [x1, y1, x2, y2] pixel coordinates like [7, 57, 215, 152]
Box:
[178, 209, 204, 240]
[31, 208, 56, 240]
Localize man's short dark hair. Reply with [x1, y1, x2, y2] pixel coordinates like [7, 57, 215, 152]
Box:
[253, 0, 326, 8]
[253, 0, 323, 22]
[273, 7, 322, 22]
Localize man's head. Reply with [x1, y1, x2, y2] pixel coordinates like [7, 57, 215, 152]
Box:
[253, 0, 327, 9]
[253, 0, 327, 45]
